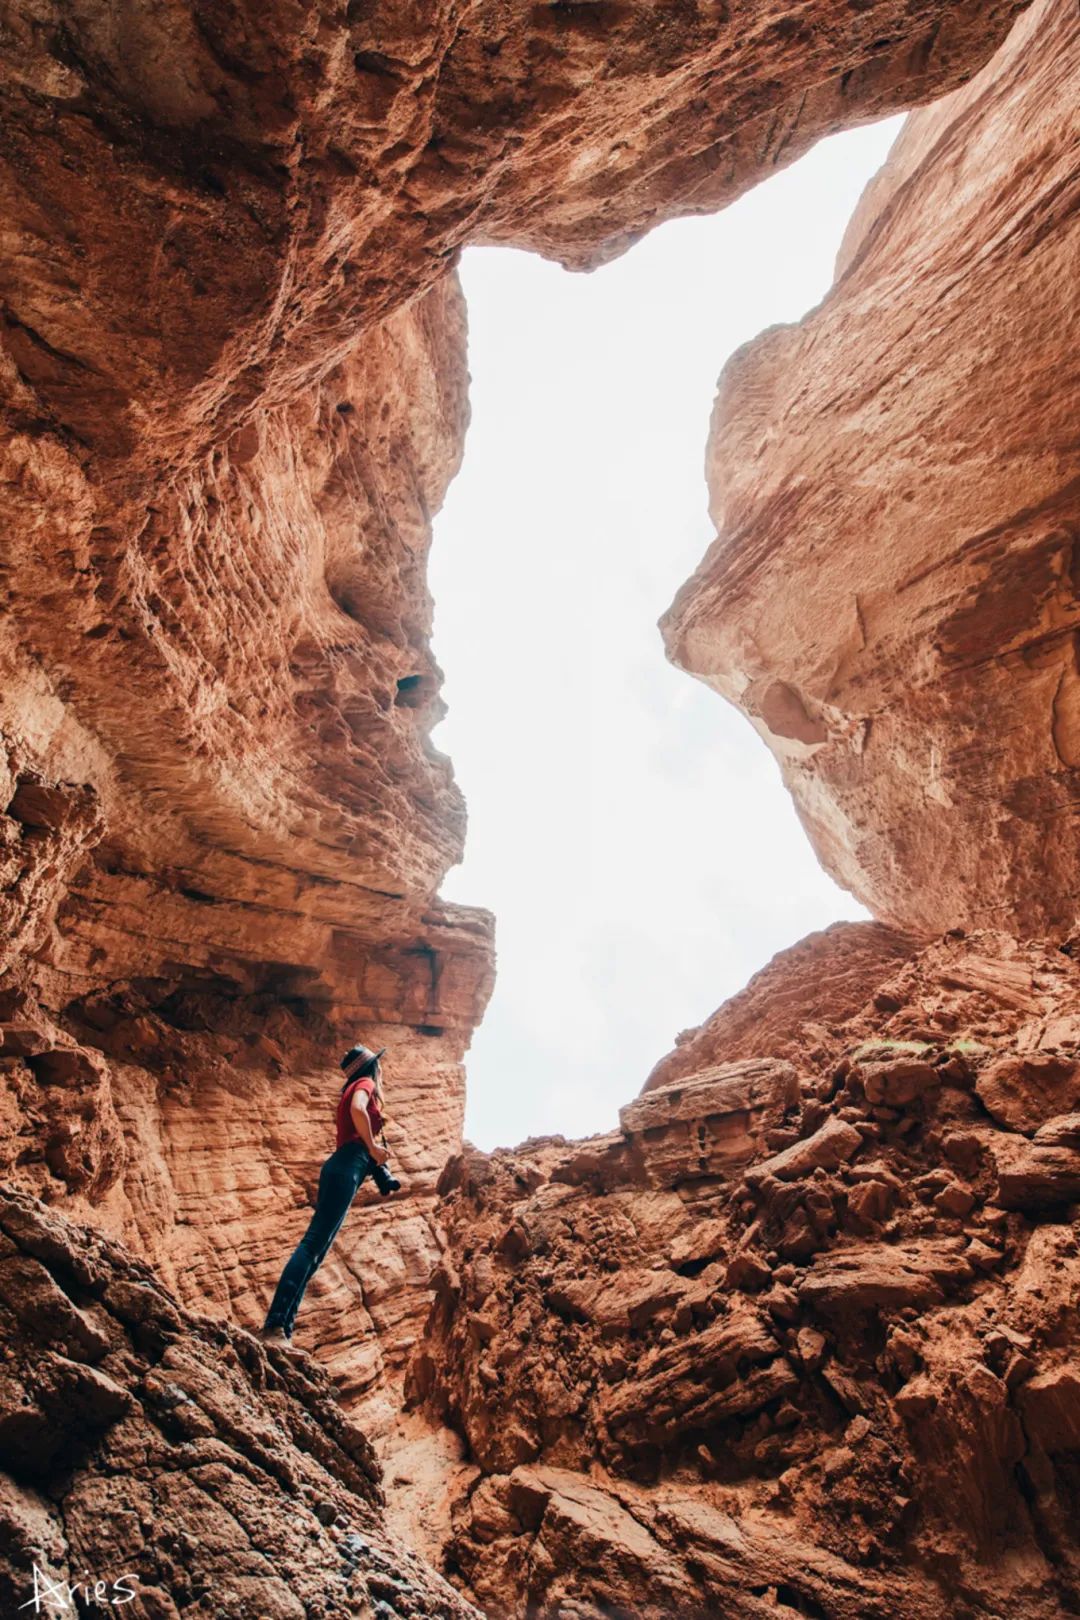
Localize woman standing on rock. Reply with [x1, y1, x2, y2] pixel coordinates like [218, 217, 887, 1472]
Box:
[261, 1043, 401, 1346]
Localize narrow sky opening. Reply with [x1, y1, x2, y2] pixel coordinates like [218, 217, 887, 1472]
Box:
[431, 118, 903, 1152]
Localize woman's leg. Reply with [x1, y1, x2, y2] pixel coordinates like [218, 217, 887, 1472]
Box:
[263, 1153, 361, 1334]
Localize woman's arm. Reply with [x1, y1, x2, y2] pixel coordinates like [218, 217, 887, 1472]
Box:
[349, 1087, 388, 1163]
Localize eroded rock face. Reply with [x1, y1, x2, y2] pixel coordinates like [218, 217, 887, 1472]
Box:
[0, 273, 495, 1429]
[0, 0, 1031, 1440]
[409, 929, 1080, 1617]
[646, 920, 919, 1090]
[662, 0, 1080, 938]
[0, 1183, 480, 1620]
[1, 0, 1026, 461]
[0, 0, 1067, 1609]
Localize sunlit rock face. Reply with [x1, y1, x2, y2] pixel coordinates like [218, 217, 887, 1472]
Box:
[0, 0, 1029, 1435]
[0, 0, 1062, 1600]
[663, 0, 1080, 939]
[0, 271, 494, 1430]
[410, 927, 1080, 1618]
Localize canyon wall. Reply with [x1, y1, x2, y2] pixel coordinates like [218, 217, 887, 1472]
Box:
[0, 0, 1028, 1427]
[663, 0, 1080, 939]
[399, 4, 1080, 1614]
[0, 0, 1073, 1615]
[1, 270, 496, 1426]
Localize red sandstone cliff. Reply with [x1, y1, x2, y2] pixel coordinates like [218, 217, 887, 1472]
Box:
[662, 0, 1080, 939]
[0, 0, 1072, 1614]
[0, 0, 1026, 1426]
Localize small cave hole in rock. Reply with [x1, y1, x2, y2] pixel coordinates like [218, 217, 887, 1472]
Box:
[395, 673, 429, 708]
[430, 120, 903, 1150]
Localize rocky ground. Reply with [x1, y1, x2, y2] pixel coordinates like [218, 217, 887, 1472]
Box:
[407, 927, 1080, 1618]
[0, 1181, 480, 1619]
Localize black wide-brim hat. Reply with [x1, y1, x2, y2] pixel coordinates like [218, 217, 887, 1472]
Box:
[340, 1044, 386, 1077]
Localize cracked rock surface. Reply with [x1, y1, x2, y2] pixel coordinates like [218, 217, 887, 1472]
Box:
[408, 927, 1080, 1617]
[0, 1184, 480, 1619]
[0, 0, 1073, 1614]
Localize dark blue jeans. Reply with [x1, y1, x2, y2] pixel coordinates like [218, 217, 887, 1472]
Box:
[264, 1140, 373, 1335]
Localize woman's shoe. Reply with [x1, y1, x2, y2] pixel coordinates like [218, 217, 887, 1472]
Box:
[261, 1326, 308, 1359]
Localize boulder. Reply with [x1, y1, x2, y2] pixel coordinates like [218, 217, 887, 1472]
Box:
[799, 1242, 973, 1315]
[619, 1060, 800, 1183]
[1033, 1113, 1080, 1148]
[1017, 1366, 1080, 1453]
[857, 1060, 938, 1109]
[988, 1138, 1080, 1210]
[976, 1055, 1080, 1135]
[746, 1116, 863, 1185]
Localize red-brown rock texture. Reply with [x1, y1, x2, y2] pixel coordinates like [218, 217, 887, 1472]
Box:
[0, 0, 1071, 1613]
[0, 0, 1030, 1426]
[1, 271, 496, 1429]
[0, 1181, 481, 1619]
[0, 0, 1027, 447]
[645, 920, 919, 1090]
[663, 0, 1080, 939]
[410, 927, 1080, 1617]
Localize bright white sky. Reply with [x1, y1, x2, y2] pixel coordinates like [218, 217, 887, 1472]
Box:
[430, 118, 903, 1152]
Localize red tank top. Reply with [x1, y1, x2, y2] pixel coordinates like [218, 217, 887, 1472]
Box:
[336, 1077, 384, 1149]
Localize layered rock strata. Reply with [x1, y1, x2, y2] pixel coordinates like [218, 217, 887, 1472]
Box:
[0, 274, 494, 1427]
[0, 0, 1033, 1430]
[646, 920, 918, 1090]
[1, 0, 1027, 456]
[409, 927, 1080, 1618]
[0, 0, 1070, 1611]
[0, 1182, 480, 1620]
[663, 0, 1080, 938]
